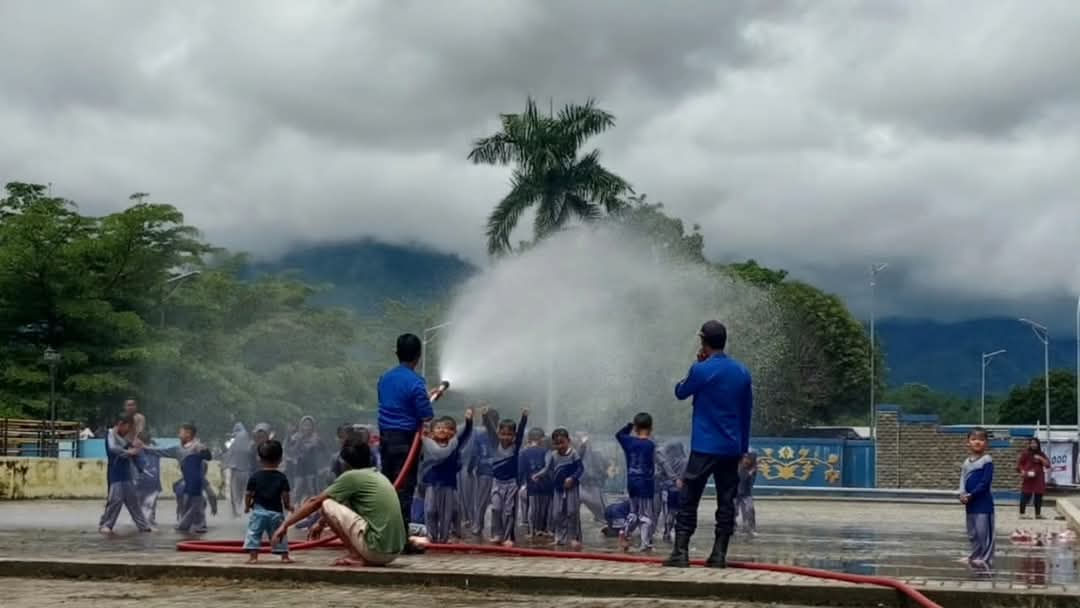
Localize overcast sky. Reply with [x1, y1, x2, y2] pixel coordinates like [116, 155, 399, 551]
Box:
[2, 1, 1079, 326]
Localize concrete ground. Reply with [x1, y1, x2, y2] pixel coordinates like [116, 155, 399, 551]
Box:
[1, 498, 1079, 606]
[2, 578, 825, 608]
[1, 497, 1076, 582]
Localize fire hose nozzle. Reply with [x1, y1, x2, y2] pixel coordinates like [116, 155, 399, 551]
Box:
[429, 380, 450, 401]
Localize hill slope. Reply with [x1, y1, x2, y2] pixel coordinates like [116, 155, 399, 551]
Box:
[877, 318, 1078, 396]
[249, 240, 476, 312]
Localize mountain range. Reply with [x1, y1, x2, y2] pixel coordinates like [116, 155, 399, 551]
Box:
[252, 240, 1077, 397]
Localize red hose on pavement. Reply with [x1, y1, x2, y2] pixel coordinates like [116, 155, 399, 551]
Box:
[177, 380, 940, 608]
[177, 538, 940, 608]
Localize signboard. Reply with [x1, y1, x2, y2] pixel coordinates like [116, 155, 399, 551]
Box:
[1047, 442, 1074, 486]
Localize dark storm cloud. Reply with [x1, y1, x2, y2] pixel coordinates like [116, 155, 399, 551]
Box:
[0, 0, 1078, 322]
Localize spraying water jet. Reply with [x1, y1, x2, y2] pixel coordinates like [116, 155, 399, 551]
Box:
[436, 225, 787, 432]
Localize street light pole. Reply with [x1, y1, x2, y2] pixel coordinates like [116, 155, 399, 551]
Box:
[1020, 318, 1051, 443]
[159, 270, 201, 329]
[43, 347, 61, 456]
[980, 349, 1006, 425]
[869, 263, 888, 438]
[421, 321, 452, 382]
[1075, 296, 1079, 442]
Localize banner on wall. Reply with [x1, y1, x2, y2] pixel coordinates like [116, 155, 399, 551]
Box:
[1047, 442, 1074, 486]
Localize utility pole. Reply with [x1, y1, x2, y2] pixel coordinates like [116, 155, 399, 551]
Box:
[980, 350, 1006, 425]
[1020, 318, 1051, 443]
[43, 347, 61, 456]
[869, 263, 888, 438]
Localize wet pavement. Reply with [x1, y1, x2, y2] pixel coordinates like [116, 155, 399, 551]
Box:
[0, 577, 827, 608]
[0, 497, 1076, 586]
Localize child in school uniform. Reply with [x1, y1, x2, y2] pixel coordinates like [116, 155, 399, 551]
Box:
[134, 431, 162, 528]
[483, 408, 528, 546]
[601, 498, 632, 538]
[533, 428, 583, 550]
[468, 408, 496, 536]
[145, 423, 213, 534]
[660, 441, 687, 543]
[99, 415, 152, 534]
[735, 452, 758, 535]
[519, 427, 552, 538]
[615, 413, 673, 552]
[419, 410, 474, 543]
[960, 427, 995, 569]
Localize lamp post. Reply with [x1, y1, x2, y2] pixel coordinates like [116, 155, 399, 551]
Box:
[421, 322, 452, 382]
[869, 262, 888, 438]
[980, 349, 1006, 425]
[1020, 318, 1051, 443]
[1075, 296, 1079, 442]
[43, 347, 61, 456]
[159, 270, 201, 329]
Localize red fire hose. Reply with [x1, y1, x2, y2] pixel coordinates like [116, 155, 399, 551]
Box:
[177, 380, 941, 608]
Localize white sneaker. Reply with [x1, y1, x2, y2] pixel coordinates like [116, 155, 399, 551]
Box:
[99, 527, 113, 535]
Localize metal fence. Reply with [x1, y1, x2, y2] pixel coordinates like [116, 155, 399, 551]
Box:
[0, 418, 81, 457]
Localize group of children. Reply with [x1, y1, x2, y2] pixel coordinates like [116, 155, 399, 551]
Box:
[410, 408, 759, 552]
[95, 409, 1030, 572]
[97, 407, 762, 560]
[99, 414, 213, 535]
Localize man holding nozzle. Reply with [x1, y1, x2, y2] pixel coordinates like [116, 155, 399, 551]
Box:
[664, 320, 753, 569]
[377, 333, 435, 543]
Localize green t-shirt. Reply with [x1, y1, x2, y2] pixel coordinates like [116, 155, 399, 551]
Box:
[325, 468, 405, 555]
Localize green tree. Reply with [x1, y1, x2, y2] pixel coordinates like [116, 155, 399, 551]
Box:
[882, 383, 983, 425]
[0, 183, 207, 422]
[0, 182, 389, 437]
[773, 280, 880, 426]
[997, 370, 1078, 426]
[611, 194, 706, 264]
[469, 97, 631, 255]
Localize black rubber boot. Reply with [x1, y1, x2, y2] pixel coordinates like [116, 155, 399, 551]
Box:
[662, 531, 691, 568]
[704, 533, 731, 568]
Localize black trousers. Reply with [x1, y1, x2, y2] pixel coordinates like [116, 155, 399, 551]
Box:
[380, 429, 419, 529]
[1020, 492, 1044, 517]
[675, 451, 741, 538]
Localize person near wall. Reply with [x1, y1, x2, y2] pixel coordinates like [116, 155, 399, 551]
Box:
[1017, 437, 1050, 520]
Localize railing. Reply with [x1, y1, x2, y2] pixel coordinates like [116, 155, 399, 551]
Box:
[0, 418, 81, 458]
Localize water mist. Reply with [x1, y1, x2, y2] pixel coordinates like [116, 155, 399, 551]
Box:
[437, 225, 787, 439]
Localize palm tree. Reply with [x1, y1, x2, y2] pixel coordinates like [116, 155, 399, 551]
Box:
[469, 97, 632, 255]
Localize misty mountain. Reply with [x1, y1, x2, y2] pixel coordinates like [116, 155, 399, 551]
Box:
[249, 239, 476, 312]
[252, 240, 1076, 396]
[877, 318, 1078, 396]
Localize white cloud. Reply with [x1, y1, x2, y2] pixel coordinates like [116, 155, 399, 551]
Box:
[1, 0, 1078, 322]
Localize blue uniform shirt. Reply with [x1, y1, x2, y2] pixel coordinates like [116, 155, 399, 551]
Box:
[520, 446, 554, 496]
[674, 353, 753, 456]
[487, 414, 528, 482]
[605, 499, 631, 529]
[377, 364, 435, 433]
[960, 455, 995, 514]
[136, 450, 162, 494]
[419, 419, 473, 488]
[616, 424, 658, 498]
[105, 428, 135, 484]
[471, 429, 494, 477]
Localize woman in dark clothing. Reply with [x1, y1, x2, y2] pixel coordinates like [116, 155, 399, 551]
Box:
[1017, 438, 1050, 519]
